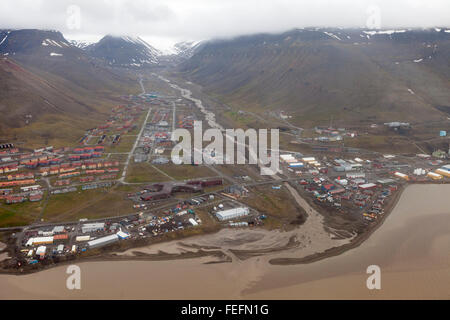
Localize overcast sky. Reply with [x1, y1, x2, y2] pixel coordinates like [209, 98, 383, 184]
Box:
[1, 0, 449, 51]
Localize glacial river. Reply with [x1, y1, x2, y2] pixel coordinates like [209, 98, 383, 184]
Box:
[0, 184, 449, 299]
[158, 75, 224, 130]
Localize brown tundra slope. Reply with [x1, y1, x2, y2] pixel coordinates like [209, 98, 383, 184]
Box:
[178, 28, 450, 127]
[0, 29, 138, 146]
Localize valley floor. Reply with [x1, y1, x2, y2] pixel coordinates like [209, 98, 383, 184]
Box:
[0, 71, 449, 302]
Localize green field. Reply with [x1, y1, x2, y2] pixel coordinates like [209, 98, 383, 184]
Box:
[125, 162, 170, 183]
[41, 184, 142, 222]
[155, 163, 218, 181]
[0, 200, 43, 227]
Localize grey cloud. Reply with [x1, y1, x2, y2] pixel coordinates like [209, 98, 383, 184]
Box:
[0, 0, 449, 45]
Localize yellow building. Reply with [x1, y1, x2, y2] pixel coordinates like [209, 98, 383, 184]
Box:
[435, 169, 450, 178]
[427, 172, 443, 180]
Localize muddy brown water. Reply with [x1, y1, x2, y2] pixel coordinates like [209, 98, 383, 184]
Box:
[0, 184, 449, 299]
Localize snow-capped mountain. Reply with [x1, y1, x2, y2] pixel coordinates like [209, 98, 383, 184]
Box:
[0, 29, 79, 57]
[86, 35, 161, 67]
[173, 40, 204, 59]
[69, 39, 96, 50]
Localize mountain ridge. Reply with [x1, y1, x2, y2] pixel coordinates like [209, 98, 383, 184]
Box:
[177, 27, 450, 126]
[85, 35, 161, 67]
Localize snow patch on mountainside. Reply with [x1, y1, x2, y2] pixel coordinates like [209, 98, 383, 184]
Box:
[120, 36, 163, 57]
[85, 35, 162, 67]
[171, 40, 204, 58]
[69, 40, 95, 49]
[0, 31, 10, 47]
[323, 32, 341, 41]
[363, 30, 407, 36]
[42, 39, 70, 48]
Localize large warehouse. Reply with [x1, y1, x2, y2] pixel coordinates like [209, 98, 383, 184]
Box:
[435, 168, 450, 178]
[26, 236, 53, 246]
[81, 222, 105, 233]
[87, 234, 118, 249]
[216, 207, 249, 221]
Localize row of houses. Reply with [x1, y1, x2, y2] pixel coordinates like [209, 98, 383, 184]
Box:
[39, 160, 119, 176]
[4, 192, 43, 204]
[72, 146, 105, 154]
[0, 179, 36, 188]
[81, 181, 114, 191]
[4, 172, 34, 181]
[0, 164, 19, 174]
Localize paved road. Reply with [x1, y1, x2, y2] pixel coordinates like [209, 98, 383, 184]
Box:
[119, 77, 152, 183]
[119, 106, 152, 182]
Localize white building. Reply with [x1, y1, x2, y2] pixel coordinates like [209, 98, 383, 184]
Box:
[189, 218, 198, 226]
[377, 178, 395, 185]
[346, 172, 365, 179]
[116, 230, 130, 239]
[75, 235, 90, 242]
[36, 246, 46, 256]
[26, 236, 53, 246]
[52, 226, 65, 233]
[394, 172, 409, 180]
[216, 207, 249, 221]
[87, 234, 119, 248]
[81, 222, 105, 233]
[335, 179, 348, 186]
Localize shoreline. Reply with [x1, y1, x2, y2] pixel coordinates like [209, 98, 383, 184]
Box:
[0, 181, 443, 276]
[269, 183, 405, 265]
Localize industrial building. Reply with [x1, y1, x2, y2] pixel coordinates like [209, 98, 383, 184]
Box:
[140, 181, 206, 201]
[394, 172, 409, 180]
[81, 222, 105, 233]
[52, 226, 65, 234]
[427, 172, 443, 180]
[359, 183, 377, 190]
[335, 178, 348, 186]
[288, 162, 304, 168]
[280, 154, 297, 163]
[435, 168, 450, 178]
[189, 218, 198, 226]
[116, 230, 130, 239]
[87, 234, 119, 248]
[26, 236, 53, 246]
[216, 207, 250, 221]
[36, 246, 46, 257]
[76, 235, 90, 242]
[347, 172, 365, 179]
[377, 178, 396, 185]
